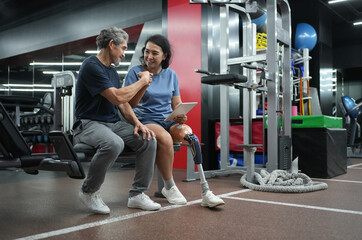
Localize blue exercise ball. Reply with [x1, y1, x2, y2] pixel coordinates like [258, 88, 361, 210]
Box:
[342, 96, 359, 118]
[295, 23, 317, 51]
[251, 12, 267, 30]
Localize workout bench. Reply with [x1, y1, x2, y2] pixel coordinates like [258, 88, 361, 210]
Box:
[73, 141, 181, 163]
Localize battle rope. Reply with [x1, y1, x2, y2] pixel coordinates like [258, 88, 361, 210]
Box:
[240, 169, 328, 193]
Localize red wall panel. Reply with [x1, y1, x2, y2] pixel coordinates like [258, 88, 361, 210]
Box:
[168, 0, 201, 169]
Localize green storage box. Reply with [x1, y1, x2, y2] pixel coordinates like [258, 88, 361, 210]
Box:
[291, 115, 342, 128]
[265, 115, 343, 129]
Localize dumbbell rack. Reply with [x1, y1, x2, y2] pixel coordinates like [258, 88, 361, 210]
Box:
[186, 0, 292, 183]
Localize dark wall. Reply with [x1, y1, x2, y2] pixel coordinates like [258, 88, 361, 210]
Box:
[289, 0, 362, 117]
[333, 19, 362, 69]
[289, 0, 320, 93]
[290, 0, 362, 74]
[0, 0, 162, 60]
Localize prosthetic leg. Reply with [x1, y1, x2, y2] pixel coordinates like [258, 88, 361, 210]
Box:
[184, 133, 225, 208]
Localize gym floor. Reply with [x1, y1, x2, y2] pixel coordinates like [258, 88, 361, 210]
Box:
[0, 158, 361, 240]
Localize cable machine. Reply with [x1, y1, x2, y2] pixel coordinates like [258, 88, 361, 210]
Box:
[188, 0, 292, 183]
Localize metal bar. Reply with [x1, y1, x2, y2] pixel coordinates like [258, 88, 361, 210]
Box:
[219, 5, 230, 169]
[227, 54, 267, 66]
[281, 0, 292, 138]
[244, 23, 256, 182]
[266, 0, 278, 172]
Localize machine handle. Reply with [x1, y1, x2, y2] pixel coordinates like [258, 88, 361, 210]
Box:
[194, 69, 215, 75]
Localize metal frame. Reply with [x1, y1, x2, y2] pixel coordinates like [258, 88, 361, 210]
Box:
[187, 0, 292, 182]
[266, 0, 292, 172]
[53, 71, 76, 133]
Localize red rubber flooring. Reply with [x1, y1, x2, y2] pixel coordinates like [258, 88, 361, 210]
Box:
[0, 158, 361, 240]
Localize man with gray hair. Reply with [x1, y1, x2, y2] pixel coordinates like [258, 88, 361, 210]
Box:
[73, 27, 161, 214]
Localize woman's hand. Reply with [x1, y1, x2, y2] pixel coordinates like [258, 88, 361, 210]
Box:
[174, 114, 187, 124]
[134, 122, 156, 141]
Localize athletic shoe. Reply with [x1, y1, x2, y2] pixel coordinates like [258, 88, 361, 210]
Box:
[161, 186, 187, 205]
[127, 193, 161, 211]
[79, 190, 110, 214]
[201, 191, 225, 208]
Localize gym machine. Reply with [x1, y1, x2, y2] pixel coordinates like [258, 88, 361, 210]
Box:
[340, 96, 362, 158]
[52, 71, 76, 134]
[188, 0, 293, 183]
[0, 102, 85, 179]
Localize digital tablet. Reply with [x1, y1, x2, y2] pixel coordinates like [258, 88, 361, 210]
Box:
[164, 102, 198, 121]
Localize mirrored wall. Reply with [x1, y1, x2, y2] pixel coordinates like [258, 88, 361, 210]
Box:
[0, 24, 143, 100]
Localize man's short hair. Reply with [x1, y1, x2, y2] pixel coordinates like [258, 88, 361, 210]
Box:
[96, 27, 129, 49]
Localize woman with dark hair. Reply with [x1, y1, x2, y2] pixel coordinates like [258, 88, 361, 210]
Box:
[123, 34, 186, 205]
[123, 34, 224, 207]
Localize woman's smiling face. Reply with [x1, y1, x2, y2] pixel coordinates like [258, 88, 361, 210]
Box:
[143, 41, 167, 73]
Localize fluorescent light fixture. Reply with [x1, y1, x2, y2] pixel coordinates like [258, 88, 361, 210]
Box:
[2, 84, 52, 87]
[0, 88, 54, 92]
[328, 0, 348, 4]
[30, 62, 82, 66]
[85, 50, 98, 54]
[43, 71, 61, 75]
[43, 71, 80, 74]
[353, 21, 362, 26]
[31, 61, 130, 66]
[47, 70, 126, 74]
[85, 50, 135, 54]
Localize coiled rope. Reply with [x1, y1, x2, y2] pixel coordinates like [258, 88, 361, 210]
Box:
[240, 169, 328, 193]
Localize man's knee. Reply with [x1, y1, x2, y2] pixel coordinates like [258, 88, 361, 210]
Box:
[140, 138, 157, 153]
[100, 138, 124, 156]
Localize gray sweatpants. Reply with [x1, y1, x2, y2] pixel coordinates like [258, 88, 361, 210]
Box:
[73, 119, 157, 197]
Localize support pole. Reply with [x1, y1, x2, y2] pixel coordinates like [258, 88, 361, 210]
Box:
[219, 6, 230, 169]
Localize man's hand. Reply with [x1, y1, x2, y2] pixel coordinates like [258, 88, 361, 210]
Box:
[134, 122, 156, 141]
[174, 114, 187, 124]
[138, 71, 153, 86]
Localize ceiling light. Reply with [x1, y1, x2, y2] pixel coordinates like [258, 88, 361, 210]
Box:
[43, 71, 61, 75]
[30, 62, 82, 66]
[30, 62, 130, 66]
[2, 84, 52, 87]
[328, 0, 348, 4]
[85, 50, 135, 54]
[0, 88, 54, 92]
[353, 21, 362, 26]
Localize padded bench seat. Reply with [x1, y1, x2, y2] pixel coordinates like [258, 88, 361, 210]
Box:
[201, 73, 247, 85]
[73, 142, 181, 162]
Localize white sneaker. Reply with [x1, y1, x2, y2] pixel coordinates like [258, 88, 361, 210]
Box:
[127, 193, 161, 211]
[201, 191, 225, 208]
[79, 190, 110, 214]
[161, 186, 187, 205]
